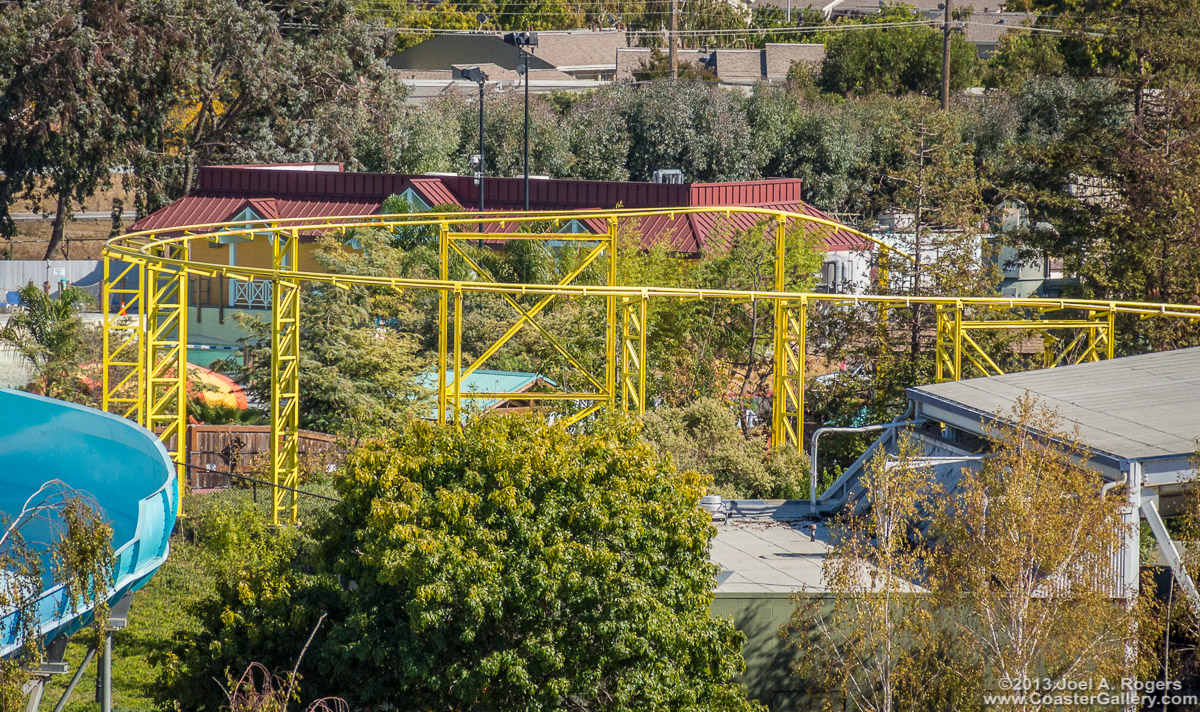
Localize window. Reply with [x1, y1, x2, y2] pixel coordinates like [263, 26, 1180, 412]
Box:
[395, 188, 431, 212]
[213, 206, 263, 245]
[558, 219, 590, 234]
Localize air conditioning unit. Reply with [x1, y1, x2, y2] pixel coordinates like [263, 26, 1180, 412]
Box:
[652, 169, 685, 184]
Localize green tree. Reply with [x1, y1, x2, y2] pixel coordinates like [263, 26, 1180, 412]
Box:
[562, 90, 632, 181]
[745, 88, 879, 214]
[630, 48, 718, 81]
[998, 76, 1200, 349]
[642, 397, 809, 498]
[0, 283, 95, 401]
[790, 399, 1156, 709]
[319, 415, 762, 710]
[130, 0, 402, 212]
[453, 91, 574, 178]
[617, 80, 759, 183]
[984, 29, 1068, 91]
[355, 95, 464, 174]
[234, 281, 428, 438]
[808, 97, 999, 432]
[0, 0, 170, 258]
[930, 396, 1154, 702]
[787, 436, 943, 712]
[693, 218, 824, 425]
[0, 481, 114, 703]
[169, 415, 764, 711]
[355, 0, 479, 50]
[817, 8, 976, 97]
[158, 501, 343, 710]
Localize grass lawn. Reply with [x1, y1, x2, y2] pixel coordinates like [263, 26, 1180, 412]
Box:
[37, 536, 214, 712]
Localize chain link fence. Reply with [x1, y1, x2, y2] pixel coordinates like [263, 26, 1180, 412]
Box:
[182, 462, 340, 526]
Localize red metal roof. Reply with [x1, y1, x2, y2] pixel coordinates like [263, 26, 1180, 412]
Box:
[407, 178, 461, 208]
[129, 166, 867, 253]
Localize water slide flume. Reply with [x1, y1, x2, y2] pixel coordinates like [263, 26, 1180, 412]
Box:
[0, 388, 177, 660]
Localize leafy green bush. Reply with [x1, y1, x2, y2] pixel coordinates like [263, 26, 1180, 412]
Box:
[164, 415, 762, 711]
[160, 502, 343, 710]
[641, 397, 808, 500]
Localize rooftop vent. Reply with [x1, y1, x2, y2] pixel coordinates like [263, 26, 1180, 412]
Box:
[652, 168, 685, 184]
[700, 494, 727, 522]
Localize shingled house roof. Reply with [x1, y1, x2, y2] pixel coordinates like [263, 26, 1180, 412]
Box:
[526, 30, 627, 70]
[389, 30, 627, 75]
[129, 166, 870, 254]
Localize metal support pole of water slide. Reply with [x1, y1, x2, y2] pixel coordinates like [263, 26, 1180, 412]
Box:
[50, 646, 97, 712]
[101, 632, 113, 712]
[23, 680, 44, 712]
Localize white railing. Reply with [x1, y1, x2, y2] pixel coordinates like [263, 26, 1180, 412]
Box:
[231, 279, 272, 308]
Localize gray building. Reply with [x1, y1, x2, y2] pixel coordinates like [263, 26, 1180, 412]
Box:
[818, 347, 1200, 617]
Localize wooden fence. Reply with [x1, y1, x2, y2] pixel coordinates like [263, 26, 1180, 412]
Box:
[186, 424, 342, 490]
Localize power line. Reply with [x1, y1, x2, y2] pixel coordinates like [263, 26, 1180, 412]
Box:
[337, 19, 940, 35]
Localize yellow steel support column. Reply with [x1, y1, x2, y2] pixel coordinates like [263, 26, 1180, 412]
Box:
[452, 287, 463, 427]
[620, 295, 648, 414]
[770, 217, 794, 450]
[437, 223, 449, 424]
[1106, 306, 1116, 360]
[1085, 306, 1117, 362]
[270, 228, 301, 525]
[606, 218, 619, 409]
[934, 303, 963, 382]
[143, 243, 188, 510]
[102, 253, 145, 422]
[771, 298, 807, 451]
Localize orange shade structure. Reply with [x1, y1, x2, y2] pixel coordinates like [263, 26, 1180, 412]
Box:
[186, 364, 248, 410]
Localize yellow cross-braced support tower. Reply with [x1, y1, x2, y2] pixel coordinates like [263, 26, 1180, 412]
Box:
[620, 295, 648, 414]
[270, 227, 302, 525]
[102, 257, 146, 422]
[770, 215, 807, 451]
[605, 217, 619, 411]
[935, 303, 968, 382]
[771, 299, 807, 452]
[437, 224, 450, 425]
[143, 242, 189, 509]
[936, 302, 1118, 382]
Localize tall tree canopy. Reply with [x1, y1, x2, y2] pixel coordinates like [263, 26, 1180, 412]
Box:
[0, 0, 171, 258]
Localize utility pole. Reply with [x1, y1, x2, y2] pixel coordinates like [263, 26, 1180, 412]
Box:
[669, 0, 678, 79]
[940, 0, 952, 110]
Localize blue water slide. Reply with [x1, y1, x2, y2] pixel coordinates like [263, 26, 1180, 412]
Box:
[0, 389, 177, 657]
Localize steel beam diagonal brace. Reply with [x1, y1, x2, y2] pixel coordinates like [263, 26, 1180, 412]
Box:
[453, 241, 609, 388]
[446, 242, 606, 394]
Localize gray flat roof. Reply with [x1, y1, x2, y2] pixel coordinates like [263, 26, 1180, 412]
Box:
[909, 347, 1200, 465]
[710, 520, 830, 593]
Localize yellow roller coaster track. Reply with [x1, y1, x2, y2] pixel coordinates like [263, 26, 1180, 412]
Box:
[102, 207, 1200, 524]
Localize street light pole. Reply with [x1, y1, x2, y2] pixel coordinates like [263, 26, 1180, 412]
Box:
[511, 32, 539, 211]
[478, 78, 485, 212]
[457, 66, 489, 212]
[523, 50, 530, 211]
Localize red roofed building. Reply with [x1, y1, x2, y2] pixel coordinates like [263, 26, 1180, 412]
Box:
[131, 165, 872, 318]
[133, 164, 868, 252]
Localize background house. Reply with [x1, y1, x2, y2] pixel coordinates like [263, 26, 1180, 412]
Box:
[389, 30, 628, 98]
[615, 44, 824, 84]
